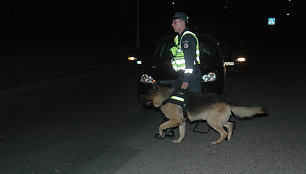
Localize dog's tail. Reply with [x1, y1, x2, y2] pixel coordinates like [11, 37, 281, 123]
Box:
[230, 105, 268, 118]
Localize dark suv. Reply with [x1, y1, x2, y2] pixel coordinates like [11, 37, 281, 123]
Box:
[138, 33, 226, 100]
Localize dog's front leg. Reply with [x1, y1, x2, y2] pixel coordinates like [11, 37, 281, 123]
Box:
[173, 121, 186, 143]
[158, 126, 165, 139]
[159, 120, 179, 138]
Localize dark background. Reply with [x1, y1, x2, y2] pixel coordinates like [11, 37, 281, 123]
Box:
[1, 0, 304, 42]
[0, 0, 304, 90]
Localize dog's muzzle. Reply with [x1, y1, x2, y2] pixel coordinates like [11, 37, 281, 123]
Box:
[145, 100, 153, 106]
[142, 95, 153, 107]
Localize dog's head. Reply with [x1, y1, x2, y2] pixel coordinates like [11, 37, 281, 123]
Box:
[143, 84, 168, 108]
[143, 84, 158, 107]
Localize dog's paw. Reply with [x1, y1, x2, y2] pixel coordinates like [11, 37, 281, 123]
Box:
[212, 141, 219, 145]
[159, 133, 165, 139]
[173, 139, 182, 143]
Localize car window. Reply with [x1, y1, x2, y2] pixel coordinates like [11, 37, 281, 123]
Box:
[151, 44, 162, 62]
[152, 40, 173, 63]
[199, 36, 218, 59]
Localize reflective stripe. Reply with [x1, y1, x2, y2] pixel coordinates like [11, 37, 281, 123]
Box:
[184, 69, 193, 74]
[170, 96, 184, 102]
[174, 35, 179, 45]
[174, 59, 185, 64]
[183, 31, 195, 35]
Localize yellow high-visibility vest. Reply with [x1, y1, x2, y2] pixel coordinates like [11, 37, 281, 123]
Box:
[170, 31, 200, 72]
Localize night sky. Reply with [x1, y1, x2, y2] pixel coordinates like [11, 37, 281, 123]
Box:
[1, 0, 304, 43]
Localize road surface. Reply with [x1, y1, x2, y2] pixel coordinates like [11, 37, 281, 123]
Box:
[0, 66, 305, 174]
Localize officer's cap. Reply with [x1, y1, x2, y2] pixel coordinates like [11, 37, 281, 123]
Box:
[172, 12, 189, 23]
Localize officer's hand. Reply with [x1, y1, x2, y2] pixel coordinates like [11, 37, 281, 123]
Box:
[181, 82, 189, 89]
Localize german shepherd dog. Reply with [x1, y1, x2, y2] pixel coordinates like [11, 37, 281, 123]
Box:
[144, 85, 268, 144]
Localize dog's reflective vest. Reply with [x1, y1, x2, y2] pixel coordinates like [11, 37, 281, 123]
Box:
[170, 31, 200, 73]
[162, 88, 190, 118]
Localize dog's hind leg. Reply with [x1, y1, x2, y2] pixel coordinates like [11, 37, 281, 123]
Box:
[173, 121, 186, 143]
[207, 118, 228, 144]
[210, 124, 228, 144]
[159, 120, 180, 138]
[223, 122, 233, 141]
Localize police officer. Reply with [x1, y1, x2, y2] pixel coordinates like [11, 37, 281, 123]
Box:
[155, 12, 201, 139]
[171, 12, 201, 93]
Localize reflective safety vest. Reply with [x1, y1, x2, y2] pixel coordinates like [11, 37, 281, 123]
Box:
[170, 31, 200, 73]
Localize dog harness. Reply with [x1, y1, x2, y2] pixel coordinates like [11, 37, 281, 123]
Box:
[162, 88, 190, 118]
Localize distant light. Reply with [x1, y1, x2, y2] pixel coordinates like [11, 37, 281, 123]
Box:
[224, 6, 227, 9]
[172, 1, 175, 5]
[286, 13, 290, 16]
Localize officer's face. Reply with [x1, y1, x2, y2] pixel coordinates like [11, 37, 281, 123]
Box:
[172, 19, 184, 33]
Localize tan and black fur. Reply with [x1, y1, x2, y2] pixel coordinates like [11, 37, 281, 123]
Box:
[145, 85, 267, 144]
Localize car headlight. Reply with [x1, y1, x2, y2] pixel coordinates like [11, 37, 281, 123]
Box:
[202, 72, 216, 82]
[140, 74, 156, 83]
[128, 56, 137, 61]
[236, 57, 246, 62]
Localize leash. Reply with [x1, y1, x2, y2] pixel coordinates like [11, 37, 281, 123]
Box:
[192, 121, 211, 134]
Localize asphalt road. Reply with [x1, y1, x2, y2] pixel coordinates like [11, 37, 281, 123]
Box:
[0, 66, 305, 174]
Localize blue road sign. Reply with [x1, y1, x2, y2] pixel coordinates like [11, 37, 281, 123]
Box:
[268, 18, 275, 25]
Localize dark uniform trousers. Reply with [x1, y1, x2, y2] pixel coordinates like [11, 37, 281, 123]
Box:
[172, 68, 202, 94]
